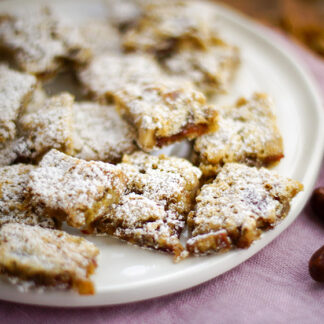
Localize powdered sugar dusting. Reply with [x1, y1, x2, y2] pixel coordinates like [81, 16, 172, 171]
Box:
[0, 7, 90, 75]
[0, 223, 99, 294]
[122, 0, 217, 53]
[164, 42, 240, 95]
[18, 93, 74, 162]
[115, 80, 218, 150]
[187, 163, 303, 254]
[72, 102, 137, 163]
[0, 164, 56, 229]
[194, 93, 284, 176]
[94, 152, 201, 259]
[78, 53, 161, 100]
[0, 65, 36, 143]
[28, 149, 127, 228]
[120, 151, 202, 215]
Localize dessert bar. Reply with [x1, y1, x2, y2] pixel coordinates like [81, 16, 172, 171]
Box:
[187, 163, 303, 255]
[0, 223, 99, 295]
[0, 164, 58, 229]
[72, 102, 137, 163]
[93, 152, 202, 261]
[28, 149, 127, 228]
[115, 81, 218, 151]
[194, 93, 284, 177]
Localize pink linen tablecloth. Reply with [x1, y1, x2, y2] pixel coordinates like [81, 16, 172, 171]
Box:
[0, 29, 323, 324]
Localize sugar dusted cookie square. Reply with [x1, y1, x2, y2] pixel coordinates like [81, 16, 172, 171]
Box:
[94, 193, 187, 260]
[0, 223, 99, 295]
[115, 81, 218, 151]
[72, 102, 137, 163]
[17, 93, 74, 162]
[0, 7, 91, 76]
[120, 152, 202, 216]
[0, 164, 58, 229]
[93, 152, 202, 261]
[122, 1, 217, 55]
[78, 54, 161, 102]
[0, 65, 36, 143]
[28, 149, 127, 228]
[163, 41, 240, 95]
[194, 93, 284, 177]
[186, 163, 303, 255]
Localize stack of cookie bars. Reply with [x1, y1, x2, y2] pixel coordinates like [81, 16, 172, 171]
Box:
[0, 0, 303, 295]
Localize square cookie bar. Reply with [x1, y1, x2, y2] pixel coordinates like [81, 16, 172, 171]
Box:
[0, 7, 91, 76]
[78, 54, 161, 102]
[193, 93, 284, 177]
[122, 1, 218, 56]
[0, 164, 58, 229]
[115, 81, 218, 151]
[93, 152, 202, 261]
[28, 149, 127, 228]
[0, 223, 99, 295]
[72, 102, 137, 163]
[186, 163, 303, 255]
[0, 65, 36, 143]
[16, 93, 74, 163]
[163, 41, 240, 95]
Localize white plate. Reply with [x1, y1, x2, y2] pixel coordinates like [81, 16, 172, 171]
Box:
[0, 0, 323, 307]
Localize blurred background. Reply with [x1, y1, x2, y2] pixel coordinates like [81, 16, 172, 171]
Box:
[216, 0, 324, 58]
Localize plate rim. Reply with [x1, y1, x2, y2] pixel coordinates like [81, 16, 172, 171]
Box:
[0, 0, 323, 307]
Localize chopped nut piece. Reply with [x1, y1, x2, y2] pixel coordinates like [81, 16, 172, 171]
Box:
[72, 102, 137, 163]
[0, 7, 91, 76]
[187, 163, 303, 255]
[0, 223, 99, 295]
[310, 187, 324, 221]
[115, 81, 218, 151]
[78, 54, 161, 102]
[0, 164, 58, 229]
[94, 152, 202, 261]
[194, 93, 284, 177]
[0, 65, 36, 143]
[28, 149, 127, 228]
